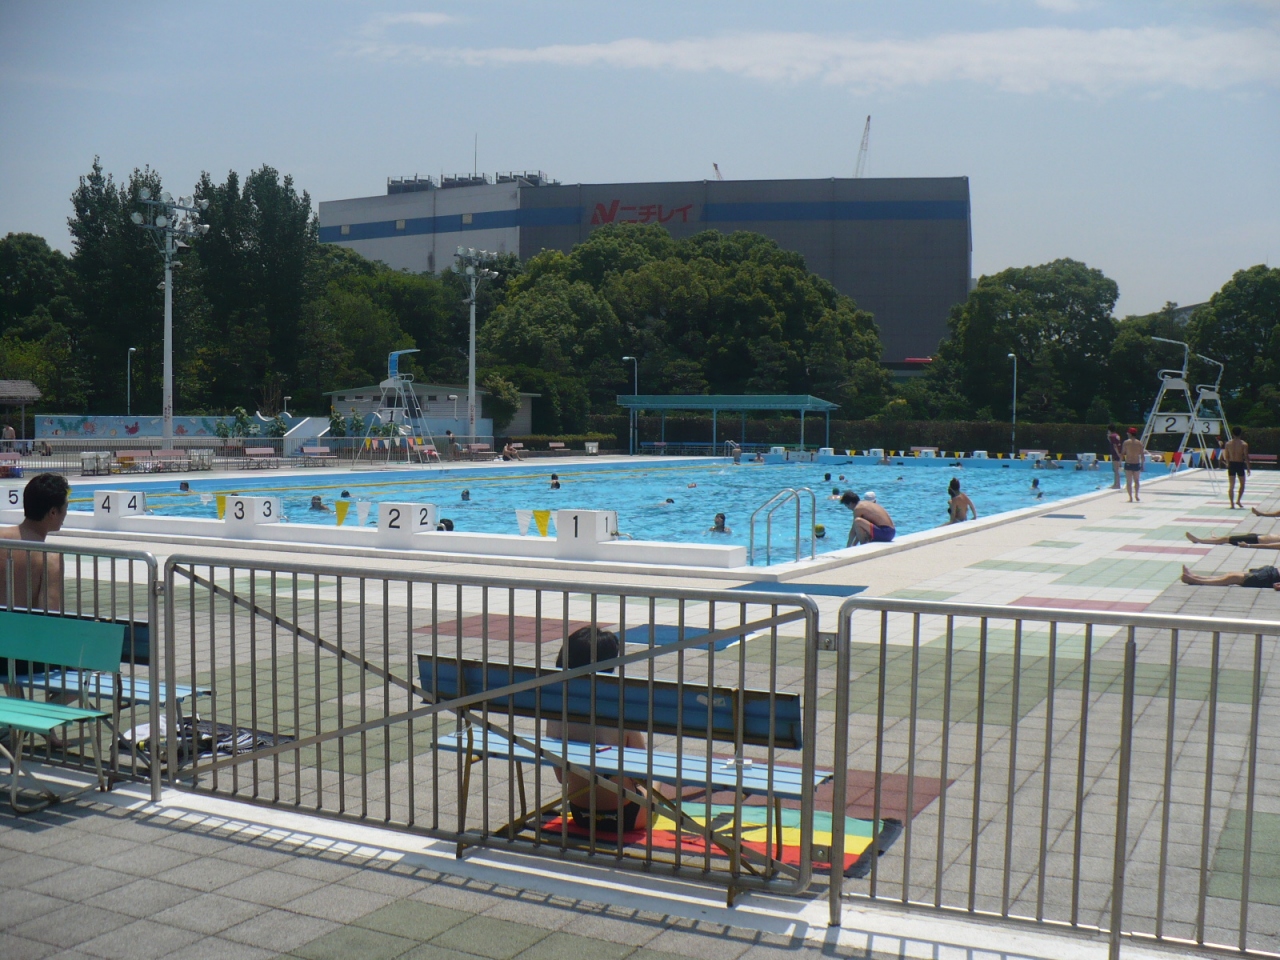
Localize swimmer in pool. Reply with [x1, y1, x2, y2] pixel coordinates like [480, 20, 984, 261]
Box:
[1030, 478, 1044, 499]
[436, 518, 454, 531]
[340, 490, 351, 498]
[946, 478, 977, 524]
[708, 513, 731, 534]
[461, 489, 470, 501]
[829, 487, 842, 500]
[309, 496, 329, 512]
[179, 481, 190, 492]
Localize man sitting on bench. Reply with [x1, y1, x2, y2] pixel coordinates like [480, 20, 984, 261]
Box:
[547, 627, 648, 834]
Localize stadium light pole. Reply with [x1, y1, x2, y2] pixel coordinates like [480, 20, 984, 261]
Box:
[454, 248, 499, 443]
[131, 188, 209, 444]
[622, 356, 638, 455]
[1008, 352, 1018, 457]
[126, 347, 137, 417]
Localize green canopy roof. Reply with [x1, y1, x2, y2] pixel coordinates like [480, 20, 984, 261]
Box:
[615, 394, 838, 412]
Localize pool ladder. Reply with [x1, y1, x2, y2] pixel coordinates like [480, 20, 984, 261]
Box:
[748, 488, 816, 566]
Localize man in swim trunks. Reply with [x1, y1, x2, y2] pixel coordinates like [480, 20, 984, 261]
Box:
[1223, 427, 1250, 509]
[840, 491, 895, 546]
[1120, 427, 1146, 502]
[1184, 531, 1280, 547]
[1180, 564, 1280, 589]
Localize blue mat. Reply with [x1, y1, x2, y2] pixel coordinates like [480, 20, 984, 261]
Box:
[730, 582, 867, 598]
[1042, 513, 1086, 520]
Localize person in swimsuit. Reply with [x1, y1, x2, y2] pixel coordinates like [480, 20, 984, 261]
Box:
[1107, 425, 1123, 489]
[1223, 427, 1250, 509]
[1120, 427, 1146, 502]
[946, 478, 977, 524]
[1180, 564, 1280, 589]
[545, 627, 647, 835]
[841, 491, 895, 546]
[1185, 531, 1280, 547]
[708, 513, 731, 534]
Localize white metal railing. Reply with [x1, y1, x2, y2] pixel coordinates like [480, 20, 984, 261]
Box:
[748, 488, 816, 565]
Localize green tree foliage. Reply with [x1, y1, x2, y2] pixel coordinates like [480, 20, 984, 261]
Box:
[1187, 265, 1280, 417]
[916, 259, 1118, 423]
[481, 224, 886, 419]
[480, 373, 522, 432]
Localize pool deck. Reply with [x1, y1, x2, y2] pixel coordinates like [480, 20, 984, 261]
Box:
[5, 464, 1276, 959]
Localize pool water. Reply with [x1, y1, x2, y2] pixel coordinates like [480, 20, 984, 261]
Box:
[110, 460, 1111, 557]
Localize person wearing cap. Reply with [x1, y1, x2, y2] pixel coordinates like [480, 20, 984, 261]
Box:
[840, 490, 895, 547]
[1120, 427, 1146, 502]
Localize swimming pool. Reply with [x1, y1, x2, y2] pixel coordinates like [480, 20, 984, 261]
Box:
[79, 459, 1113, 558]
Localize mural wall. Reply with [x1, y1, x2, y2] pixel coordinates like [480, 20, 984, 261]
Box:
[35, 415, 306, 439]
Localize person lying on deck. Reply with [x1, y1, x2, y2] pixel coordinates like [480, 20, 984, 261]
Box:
[1180, 564, 1280, 589]
[1185, 531, 1280, 547]
[546, 627, 648, 834]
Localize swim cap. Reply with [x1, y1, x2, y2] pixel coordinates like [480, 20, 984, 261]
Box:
[862, 491, 877, 502]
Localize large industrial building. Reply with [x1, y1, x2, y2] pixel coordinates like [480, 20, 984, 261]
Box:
[318, 174, 973, 364]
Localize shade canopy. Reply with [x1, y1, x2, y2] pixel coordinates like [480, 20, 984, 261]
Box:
[615, 394, 838, 412]
[0, 380, 41, 405]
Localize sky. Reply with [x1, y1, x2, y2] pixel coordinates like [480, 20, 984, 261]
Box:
[0, 1, 1277, 318]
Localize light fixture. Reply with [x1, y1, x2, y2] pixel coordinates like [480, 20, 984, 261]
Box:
[453, 248, 500, 445]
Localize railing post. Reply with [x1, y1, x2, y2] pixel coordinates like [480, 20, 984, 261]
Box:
[829, 603, 853, 925]
[1109, 629, 1137, 960]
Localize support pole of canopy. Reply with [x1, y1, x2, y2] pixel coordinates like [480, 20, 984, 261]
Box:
[800, 408, 805, 449]
[712, 409, 717, 449]
[741, 413, 746, 446]
[826, 410, 830, 447]
[661, 411, 666, 445]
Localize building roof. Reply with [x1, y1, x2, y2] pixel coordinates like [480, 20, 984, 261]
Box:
[615, 394, 839, 412]
[0, 380, 41, 404]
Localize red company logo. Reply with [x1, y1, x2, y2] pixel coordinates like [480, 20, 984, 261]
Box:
[590, 200, 695, 226]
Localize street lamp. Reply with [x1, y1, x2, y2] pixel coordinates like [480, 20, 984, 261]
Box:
[448, 395, 458, 419]
[1008, 352, 1018, 457]
[126, 347, 137, 416]
[622, 356, 638, 456]
[453, 248, 499, 443]
[282, 396, 291, 417]
[131, 187, 209, 444]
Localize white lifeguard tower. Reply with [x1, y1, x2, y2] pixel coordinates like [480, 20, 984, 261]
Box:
[355, 349, 438, 466]
[1139, 337, 1225, 484]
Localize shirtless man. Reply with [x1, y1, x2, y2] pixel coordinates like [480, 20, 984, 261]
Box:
[1185, 530, 1280, 547]
[0, 472, 68, 613]
[1181, 564, 1280, 590]
[1223, 428, 1250, 509]
[947, 478, 977, 524]
[1120, 427, 1146, 503]
[841, 490, 895, 546]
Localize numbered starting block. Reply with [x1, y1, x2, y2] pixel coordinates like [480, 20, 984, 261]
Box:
[223, 495, 282, 535]
[93, 490, 146, 529]
[556, 509, 617, 558]
[378, 502, 438, 546]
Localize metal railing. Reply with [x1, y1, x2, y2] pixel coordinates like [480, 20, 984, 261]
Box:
[2, 541, 161, 800]
[830, 596, 1280, 959]
[162, 553, 821, 902]
[748, 487, 816, 565]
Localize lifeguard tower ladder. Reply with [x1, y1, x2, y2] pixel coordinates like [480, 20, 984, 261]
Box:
[1139, 337, 1223, 487]
[355, 349, 438, 466]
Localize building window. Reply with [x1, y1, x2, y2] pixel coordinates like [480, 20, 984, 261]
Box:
[461, 213, 473, 225]
[340, 224, 350, 236]
[396, 219, 406, 231]
[427, 395, 438, 402]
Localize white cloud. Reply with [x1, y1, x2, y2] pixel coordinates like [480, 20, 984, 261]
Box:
[351, 25, 1280, 94]
[1035, 0, 1092, 12]
[361, 12, 454, 34]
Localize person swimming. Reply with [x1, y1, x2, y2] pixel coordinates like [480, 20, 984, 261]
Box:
[1030, 478, 1044, 499]
[461, 489, 470, 501]
[309, 495, 329, 512]
[946, 478, 977, 523]
[549, 473, 561, 490]
[708, 512, 731, 533]
[436, 518, 454, 531]
[178, 481, 190, 492]
[340, 490, 351, 498]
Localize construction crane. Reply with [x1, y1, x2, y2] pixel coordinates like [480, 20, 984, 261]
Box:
[712, 163, 724, 181]
[854, 115, 871, 178]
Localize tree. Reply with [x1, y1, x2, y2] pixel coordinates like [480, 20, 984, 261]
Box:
[481, 374, 521, 433]
[1187, 265, 1280, 416]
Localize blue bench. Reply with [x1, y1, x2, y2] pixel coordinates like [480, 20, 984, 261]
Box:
[0, 611, 124, 813]
[419, 656, 829, 902]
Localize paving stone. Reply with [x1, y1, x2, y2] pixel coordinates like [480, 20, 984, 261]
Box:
[356, 901, 471, 940]
[0, 931, 58, 960]
[73, 917, 203, 960]
[642, 929, 753, 960]
[220, 909, 340, 954]
[559, 912, 664, 947]
[93, 842, 199, 878]
[25, 865, 136, 902]
[0, 890, 71, 928]
[83, 876, 196, 918]
[282, 883, 396, 923]
[482, 897, 574, 930]
[399, 945, 494, 960]
[160, 936, 278, 960]
[429, 915, 552, 960]
[10, 903, 132, 949]
[0, 853, 76, 888]
[149, 892, 270, 935]
[152, 856, 261, 893]
[340, 867, 432, 898]
[39, 834, 139, 867]
[513, 931, 636, 960]
[215, 868, 328, 907]
[291, 925, 418, 960]
[274, 854, 361, 883]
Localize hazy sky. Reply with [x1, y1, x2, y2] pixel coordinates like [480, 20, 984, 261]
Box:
[1, 1, 1276, 317]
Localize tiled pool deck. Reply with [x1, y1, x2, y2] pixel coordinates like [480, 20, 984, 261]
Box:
[4, 464, 1277, 960]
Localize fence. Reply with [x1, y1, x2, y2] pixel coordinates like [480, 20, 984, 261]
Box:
[161, 554, 822, 903]
[1, 541, 161, 800]
[831, 597, 1280, 959]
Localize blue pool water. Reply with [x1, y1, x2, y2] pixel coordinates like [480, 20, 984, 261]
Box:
[78, 459, 1113, 557]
